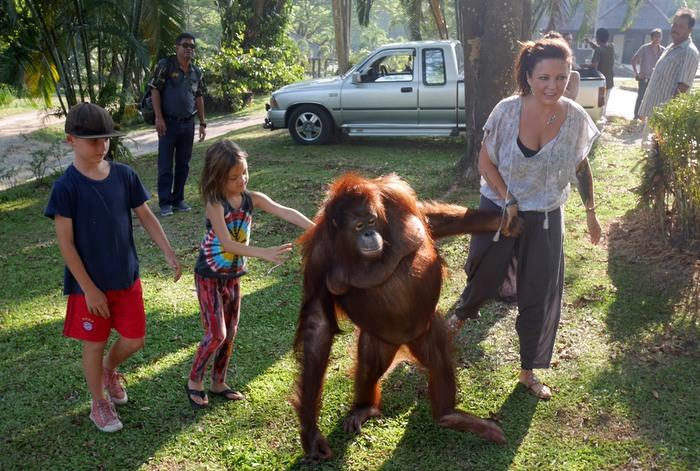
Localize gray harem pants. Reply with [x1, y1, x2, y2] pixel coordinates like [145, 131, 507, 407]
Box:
[454, 196, 564, 370]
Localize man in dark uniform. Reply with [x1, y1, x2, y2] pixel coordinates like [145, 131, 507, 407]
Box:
[149, 32, 207, 217]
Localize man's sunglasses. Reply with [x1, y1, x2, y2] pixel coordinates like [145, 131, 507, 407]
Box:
[179, 43, 196, 49]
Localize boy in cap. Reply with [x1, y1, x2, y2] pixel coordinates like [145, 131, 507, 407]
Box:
[45, 103, 182, 432]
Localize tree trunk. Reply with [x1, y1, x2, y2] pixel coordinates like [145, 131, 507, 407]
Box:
[456, 0, 481, 181]
[457, 0, 532, 182]
[454, 0, 462, 40]
[218, 0, 291, 50]
[217, 0, 242, 48]
[117, 0, 143, 118]
[429, 0, 449, 39]
[403, 0, 422, 41]
[244, 0, 288, 49]
[71, 35, 86, 102]
[25, 0, 75, 110]
[73, 0, 96, 103]
[332, 0, 352, 74]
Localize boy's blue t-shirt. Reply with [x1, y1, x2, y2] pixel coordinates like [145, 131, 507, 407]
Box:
[44, 162, 150, 295]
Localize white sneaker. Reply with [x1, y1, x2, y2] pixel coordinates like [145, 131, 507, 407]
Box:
[90, 398, 123, 432]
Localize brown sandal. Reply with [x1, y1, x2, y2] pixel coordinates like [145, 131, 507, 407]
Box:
[519, 371, 552, 400]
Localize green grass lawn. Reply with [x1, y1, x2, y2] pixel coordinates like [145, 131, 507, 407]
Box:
[0, 120, 697, 470]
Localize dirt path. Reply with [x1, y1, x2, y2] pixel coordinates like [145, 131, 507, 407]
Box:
[0, 110, 266, 190]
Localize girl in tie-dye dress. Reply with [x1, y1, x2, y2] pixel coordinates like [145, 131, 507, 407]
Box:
[186, 140, 314, 409]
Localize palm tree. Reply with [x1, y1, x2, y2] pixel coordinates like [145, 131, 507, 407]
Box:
[0, 0, 184, 115]
[216, 0, 292, 50]
[532, 0, 644, 36]
[357, 0, 449, 41]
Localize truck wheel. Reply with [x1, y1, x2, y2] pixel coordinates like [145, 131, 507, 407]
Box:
[288, 105, 333, 145]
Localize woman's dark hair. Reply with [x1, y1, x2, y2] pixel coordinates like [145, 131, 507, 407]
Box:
[514, 38, 572, 96]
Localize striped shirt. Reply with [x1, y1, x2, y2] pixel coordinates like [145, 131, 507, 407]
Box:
[638, 37, 699, 118]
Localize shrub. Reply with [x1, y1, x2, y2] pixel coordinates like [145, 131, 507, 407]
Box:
[0, 83, 16, 106]
[0, 144, 20, 187]
[201, 38, 304, 113]
[642, 90, 700, 246]
[27, 138, 69, 186]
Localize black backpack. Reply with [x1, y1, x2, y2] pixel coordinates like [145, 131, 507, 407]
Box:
[139, 57, 201, 125]
[139, 88, 157, 125]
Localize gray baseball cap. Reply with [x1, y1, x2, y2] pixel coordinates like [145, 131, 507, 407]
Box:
[65, 103, 125, 139]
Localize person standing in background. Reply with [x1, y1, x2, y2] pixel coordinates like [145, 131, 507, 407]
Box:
[586, 28, 615, 120]
[149, 32, 207, 217]
[631, 28, 665, 121]
[563, 32, 578, 68]
[638, 9, 699, 123]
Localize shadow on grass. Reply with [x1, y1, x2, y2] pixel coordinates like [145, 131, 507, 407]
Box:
[283, 305, 538, 471]
[596, 208, 699, 468]
[0, 279, 298, 470]
[371, 384, 537, 471]
[283, 364, 539, 471]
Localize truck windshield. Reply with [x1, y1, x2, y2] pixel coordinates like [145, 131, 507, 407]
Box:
[340, 52, 372, 79]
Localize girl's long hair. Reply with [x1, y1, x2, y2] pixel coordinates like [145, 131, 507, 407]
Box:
[199, 140, 248, 203]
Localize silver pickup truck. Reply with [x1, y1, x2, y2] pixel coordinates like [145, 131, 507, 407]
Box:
[264, 40, 605, 145]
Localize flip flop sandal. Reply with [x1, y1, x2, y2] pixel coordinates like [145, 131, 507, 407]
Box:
[209, 388, 244, 401]
[519, 374, 552, 400]
[185, 384, 209, 409]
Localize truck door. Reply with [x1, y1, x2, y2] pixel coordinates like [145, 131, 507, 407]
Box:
[341, 48, 418, 125]
[418, 47, 455, 126]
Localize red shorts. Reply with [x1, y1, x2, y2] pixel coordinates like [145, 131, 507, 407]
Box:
[64, 279, 146, 342]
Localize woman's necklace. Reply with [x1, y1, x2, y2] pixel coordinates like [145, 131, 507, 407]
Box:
[546, 113, 558, 126]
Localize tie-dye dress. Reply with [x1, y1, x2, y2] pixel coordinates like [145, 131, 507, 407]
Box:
[190, 192, 253, 384]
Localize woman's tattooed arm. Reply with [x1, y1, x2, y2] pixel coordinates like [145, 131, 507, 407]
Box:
[576, 158, 595, 210]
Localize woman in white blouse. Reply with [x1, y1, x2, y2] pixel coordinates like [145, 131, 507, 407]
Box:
[449, 38, 602, 399]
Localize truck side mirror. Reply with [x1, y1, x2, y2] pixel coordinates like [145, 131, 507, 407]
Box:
[351, 72, 362, 84]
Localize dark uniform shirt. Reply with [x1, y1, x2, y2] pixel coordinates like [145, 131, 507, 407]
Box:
[592, 44, 615, 89]
[148, 56, 205, 119]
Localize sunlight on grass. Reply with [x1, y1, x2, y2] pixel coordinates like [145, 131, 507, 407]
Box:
[0, 196, 41, 212]
[134, 344, 195, 380]
[1, 118, 697, 470]
[3, 292, 64, 327]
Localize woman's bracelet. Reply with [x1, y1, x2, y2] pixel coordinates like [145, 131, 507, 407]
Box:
[585, 205, 597, 212]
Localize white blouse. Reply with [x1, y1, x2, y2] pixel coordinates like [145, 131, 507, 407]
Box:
[479, 95, 600, 212]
